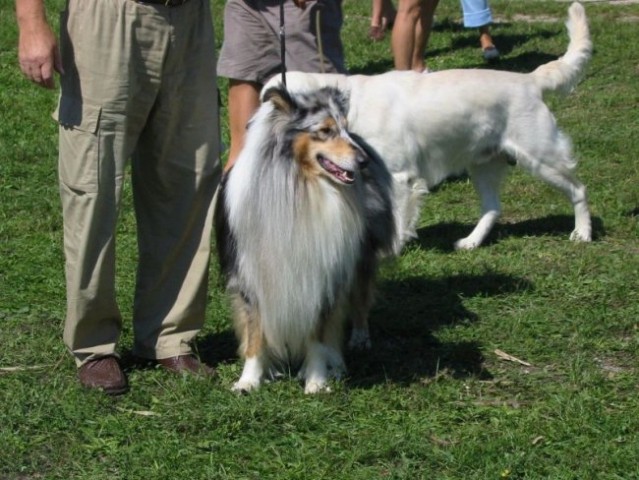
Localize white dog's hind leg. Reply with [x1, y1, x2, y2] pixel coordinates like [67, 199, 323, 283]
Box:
[570, 193, 591, 242]
[536, 163, 592, 242]
[232, 356, 265, 393]
[455, 160, 507, 250]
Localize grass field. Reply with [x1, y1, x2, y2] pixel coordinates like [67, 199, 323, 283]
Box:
[1, 0, 638, 478]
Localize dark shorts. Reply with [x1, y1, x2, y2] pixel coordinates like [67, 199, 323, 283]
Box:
[217, 0, 346, 84]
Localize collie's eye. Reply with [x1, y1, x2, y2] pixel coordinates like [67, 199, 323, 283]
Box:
[318, 127, 333, 137]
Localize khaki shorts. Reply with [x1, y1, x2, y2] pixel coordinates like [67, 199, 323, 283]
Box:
[217, 0, 346, 84]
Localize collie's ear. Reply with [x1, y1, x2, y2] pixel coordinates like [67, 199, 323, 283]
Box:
[323, 87, 350, 116]
[262, 87, 296, 115]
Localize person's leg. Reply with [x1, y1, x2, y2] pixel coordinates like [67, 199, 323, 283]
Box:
[411, 0, 439, 71]
[460, 0, 491, 28]
[131, 0, 221, 365]
[392, 0, 438, 71]
[392, 0, 421, 70]
[56, 0, 165, 393]
[460, 0, 498, 59]
[58, 0, 142, 369]
[225, 80, 261, 171]
[479, 24, 495, 49]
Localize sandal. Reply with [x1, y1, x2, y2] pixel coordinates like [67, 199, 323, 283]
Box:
[482, 46, 500, 62]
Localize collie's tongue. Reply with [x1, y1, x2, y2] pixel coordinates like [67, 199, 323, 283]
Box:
[318, 155, 355, 184]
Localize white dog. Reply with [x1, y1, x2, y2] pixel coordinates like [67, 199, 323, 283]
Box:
[264, 2, 592, 253]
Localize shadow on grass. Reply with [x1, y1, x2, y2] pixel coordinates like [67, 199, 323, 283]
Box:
[625, 206, 639, 218]
[118, 328, 238, 373]
[346, 272, 532, 388]
[414, 214, 604, 252]
[185, 270, 531, 389]
[196, 329, 239, 367]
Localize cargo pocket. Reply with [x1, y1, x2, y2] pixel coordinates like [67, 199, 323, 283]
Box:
[53, 96, 102, 193]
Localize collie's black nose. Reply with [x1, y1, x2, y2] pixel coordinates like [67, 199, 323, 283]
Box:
[356, 150, 370, 168]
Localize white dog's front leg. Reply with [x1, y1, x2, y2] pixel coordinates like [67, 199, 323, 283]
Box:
[456, 162, 506, 250]
[232, 356, 264, 393]
[455, 210, 500, 250]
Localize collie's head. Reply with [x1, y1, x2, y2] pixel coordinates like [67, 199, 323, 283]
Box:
[258, 86, 369, 186]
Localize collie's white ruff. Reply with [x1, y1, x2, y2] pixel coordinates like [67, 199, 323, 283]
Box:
[264, 2, 592, 253]
[215, 87, 394, 393]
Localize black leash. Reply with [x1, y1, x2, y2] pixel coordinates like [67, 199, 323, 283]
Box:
[279, 0, 287, 87]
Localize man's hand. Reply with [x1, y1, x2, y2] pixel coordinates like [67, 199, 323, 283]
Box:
[16, 0, 63, 89]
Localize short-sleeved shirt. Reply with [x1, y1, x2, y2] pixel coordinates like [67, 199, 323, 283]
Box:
[217, 0, 347, 84]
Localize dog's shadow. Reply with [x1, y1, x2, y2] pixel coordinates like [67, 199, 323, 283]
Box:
[414, 214, 605, 252]
[191, 271, 531, 389]
[345, 272, 532, 388]
[190, 212, 602, 387]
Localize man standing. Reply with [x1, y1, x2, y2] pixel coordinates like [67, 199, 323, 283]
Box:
[16, 0, 222, 394]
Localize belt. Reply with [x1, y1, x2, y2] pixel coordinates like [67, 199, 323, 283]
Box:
[135, 0, 190, 7]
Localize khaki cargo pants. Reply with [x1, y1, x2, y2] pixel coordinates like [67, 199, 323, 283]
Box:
[54, 0, 221, 366]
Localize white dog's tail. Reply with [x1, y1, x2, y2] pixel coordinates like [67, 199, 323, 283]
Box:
[532, 2, 592, 95]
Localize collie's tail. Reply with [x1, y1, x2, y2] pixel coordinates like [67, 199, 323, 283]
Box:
[532, 2, 592, 95]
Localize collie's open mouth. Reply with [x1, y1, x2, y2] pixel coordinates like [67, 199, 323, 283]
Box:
[317, 154, 355, 184]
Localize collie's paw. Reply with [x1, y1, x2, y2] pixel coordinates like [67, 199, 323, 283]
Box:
[231, 379, 260, 393]
[454, 237, 480, 250]
[570, 229, 592, 242]
[348, 328, 372, 350]
[304, 380, 331, 394]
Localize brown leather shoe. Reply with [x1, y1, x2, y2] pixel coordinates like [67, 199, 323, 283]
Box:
[78, 356, 129, 395]
[157, 355, 216, 377]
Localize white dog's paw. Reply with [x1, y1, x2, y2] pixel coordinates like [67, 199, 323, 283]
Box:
[570, 229, 592, 242]
[348, 328, 372, 350]
[454, 237, 480, 250]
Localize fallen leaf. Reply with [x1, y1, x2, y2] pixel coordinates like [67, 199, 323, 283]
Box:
[494, 349, 532, 366]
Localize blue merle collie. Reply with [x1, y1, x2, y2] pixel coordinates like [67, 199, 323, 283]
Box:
[215, 86, 395, 393]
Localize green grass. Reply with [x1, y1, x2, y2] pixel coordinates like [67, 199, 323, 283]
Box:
[1, 1, 638, 478]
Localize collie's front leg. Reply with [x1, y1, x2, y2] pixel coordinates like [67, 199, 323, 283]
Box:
[302, 342, 334, 394]
[231, 292, 265, 393]
[233, 356, 265, 393]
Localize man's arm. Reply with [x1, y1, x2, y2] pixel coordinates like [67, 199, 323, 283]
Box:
[16, 0, 63, 89]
